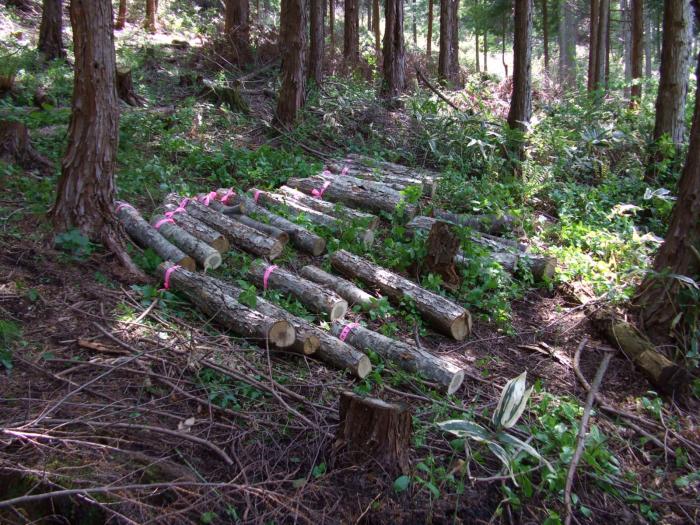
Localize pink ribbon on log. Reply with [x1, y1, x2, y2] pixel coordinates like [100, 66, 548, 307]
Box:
[338, 322, 359, 342]
[263, 265, 278, 291]
[163, 265, 181, 291]
[199, 191, 218, 206]
[311, 181, 331, 199]
[115, 202, 133, 214]
[154, 217, 174, 230]
[220, 188, 236, 204]
[253, 190, 262, 204]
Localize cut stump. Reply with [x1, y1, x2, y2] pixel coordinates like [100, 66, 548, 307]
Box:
[0, 120, 53, 175]
[334, 391, 412, 475]
[117, 67, 146, 106]
[424, 220, 461, 291]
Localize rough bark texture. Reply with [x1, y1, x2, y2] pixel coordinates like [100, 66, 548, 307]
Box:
[630, 0, 644, 102]
[653, 0, 691, 145]
[373, 0, 381, 55]
[331, 249, 472, 340]
[277, 186, 379, 227]
[162, 203, 230, 253]
[0, 121, 53, 175]
[438, 0, 458, 85]
[165, 195, 284, 259]
[229, 214, 290, 243]
[115, 0, 127, 29]
[431, 208, 515, 235]
[308, 326, 372, 377]
[116, 67, 146, 106]
[507, 0, 533, 132]
[424, 221, 461, 290]
[542, 0, 548, 74]
[427, 0, 433, 57]
[286, 173, 418, 217]
[145, 0, 157, 32]
[38, 0, 65, 60]
[331, 322, 464, 393]
[276, 0, 307, 126]
[225, 0, 251, 63]
[158, 263, 296, 349]
[344, 0, 360, 65]
[638, 43, 700, 338]
[592, 0, 610, 93]
[300, 265, 376, 308]
[116, 204, 196, 271]
[309, 0, 325, 83]
[327, 159, 437, 198]
[644, 10, 653, 76]
[558, 0, 576, 88]
[248, 260, 349, 321]
[587, 0, 599, 92]
[334, 391, 412, 475]
[51, 0, 139, 275]
[150, 213, 222, 270]
[330, 0, 336, 55]
[252, 189, 339, 228]
[381, 0, 406, 99]
[449, 0, 460, 80]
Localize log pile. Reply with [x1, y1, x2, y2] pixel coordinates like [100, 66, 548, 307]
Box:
[150, 213, 222, 270]
[162, 203, 230, 253]
[327, 160, 437, 199]
[299, 265, 376, 309]
[277, 186, 379, 228]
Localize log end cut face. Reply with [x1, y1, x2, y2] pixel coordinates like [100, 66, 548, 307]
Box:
[203, 251, 223, 271]
[356, 355, 372, 379]
[330, 300, 349, 322]
[450, 313, 472, 341]
[447, 369, 465, 395]
[178, 256, 197, 272]
[302, 335, 321, 355]
[269, 320, 296, 348]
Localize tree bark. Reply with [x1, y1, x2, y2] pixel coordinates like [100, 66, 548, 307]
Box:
[590, 0, 609, 93]
[344, 0, 360, 65]
[630, 0, 643, 102]
[507, 0, 533, 132]
[483, 30, 488, 73]
[150, 213, 222, 270]
[0, 121, 53, 175]
[381, 0, 406, 99]
[450, 0, 460, 81]
[300, 265, 376, 308]
[327, 161, 436, 197]
[145, 0, 157, 32]
[51, 0, 139, 275]
[276, 0, 307, 127]
[330, 0, 336, 55]
[638, 31, 700, 339]
[652, 0, 691, 146]
[542, 0, 548, 75]
[558, 0, 576, 88]
[116, 67, 146, 106]
[38, 0, 65, 60]
[115, 0, 127, 29]
[587, 0, 599, 91]
[247, 260, 349, 320]
[162, 203, 230, 253]
[331, 322, 465, 393]
[645, 8, 653, 76]
[373, 0, 381, 55]
[427, 0, 433, 57]
[622, 0, 632, 98]
[229, 214, 290, 243]
[476, 31, 480, 72]
[330, 249, 472, 340]
[158, 263, 296, 349]
[438, 0, 457, 84]
[334, 391, 411, 475]
[277, 185, 380, 227]
[225, 0, 251, 63]
[502, 15, 507, 77]
[431, 208, 515, 235]
[412, 0, 417, 44]
[309, 0, 325, 83]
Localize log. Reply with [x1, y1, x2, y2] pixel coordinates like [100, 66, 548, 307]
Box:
[116, 67, 146, 106]
[331, 321, 464, 394]
[157, 263, 295, 348]
[251, 188, 375, 247]
[277, 186, 380, 228]
[164, 195, 284, 260]
[345, 153, 439, 180]
[150, 214, 222, 270]
[425, 220, 461, 290]
[162, 203, 230, 254]
[0, 120, 53, 175]
[299, 265, 376, 309]
[229, 214, 289, 244]
[195, 277, 319, 356]
[330, 249, 472, 340]
[327, 162, 436, 199]
[432, 208, 516, 235]
[116, 203, 195, 271]
[334, 391, 412, 475]
[247, 260, 348, 321]
[233, 195, 326, 256]
[286, 173, 418, 218]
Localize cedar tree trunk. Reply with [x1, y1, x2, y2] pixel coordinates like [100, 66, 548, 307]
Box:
[631, 0, 643, 102]
[275, 0, 307, 126]
[542, 0, 549, 74]
[144, 0, 157, 32]
[412, 0, 417, 44]
[591, 0, 610, 93]
[382, 0, 405, 98]
[438, 0, 457, 84]
[330, 0, 335, 55]
[225, 0, 251, 63]
[344, 0, 360, 65]
[449, 0, 459, 80]
[483, 30, 488, 72]
[587, 0, 599, 91]
[427, 0, 433, 57]
[507, 0, 533, 132]
[373, 0, 381, 55]
[38, 0, 65, 60]
[309, 0, 325, 83]
[558, 0, 576, 88]
[115, 0, 127, 29]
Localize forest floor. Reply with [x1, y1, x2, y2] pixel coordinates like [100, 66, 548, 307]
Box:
[1, 3, 699, 525]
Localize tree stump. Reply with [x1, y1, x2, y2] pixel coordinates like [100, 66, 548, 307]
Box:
[0, 120, 53, 175]
[116, 67, 146, 106]
[333, 391, 412, 475]
[424, 220, 461, 291]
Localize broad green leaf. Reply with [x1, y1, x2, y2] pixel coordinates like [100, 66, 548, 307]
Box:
[487, 441, 516, 484]
[492, 372, 532, 429]
[393, 475, 410, 492]
[497, 431, 554, 472]
[437, 419, 492, 442]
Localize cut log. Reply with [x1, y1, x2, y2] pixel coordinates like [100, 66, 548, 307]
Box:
[331, 321, 464, 394]
[116, 203, 195, 271]
[247, 260, 348, 321]
[590, 311, 690, 395]
[164, 195, 284, 260]
[150, 214, 222, 270]
[195, 277, 318, 356]
[299, 265, 376, 309]
[327, 162, 436, 199]
[330, 249, 471, 340]
[116, 67, 146, 106]
[0, 120, 53, 175]
[432, 208, 516, 235]
[334, 391, 412, 475]
[251, 188, 375, 247]
[277, 185, 380, 228]
[233, 194, 326, 256]
[345, 153, 439, 180]
[424, 220, 461, 290]
[157, 263, 295, 348]
[229, 214, 289, 244]
[162, 203, 230, 254]
[286, 173, 418, 218]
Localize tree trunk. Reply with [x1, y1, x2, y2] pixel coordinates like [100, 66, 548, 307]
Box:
[483, 30, 488, 72]
[592, 0, 610, 93]
[412, 0, 417, 44]
[476, 31, 480, 72]
[502, 15, 507, 77]
[145, 0, 157, 32]
[334, 391, 412, 475]
[427, 0, 433, 57]
[225, 0, 251, 63]
[309, 0, 325, 83]
[630, 0, 643, 102]
[115, 0, 127, 29]
[587, 0, 599, 91]
[507, 0, 533, 132]
[638, 33, 700, 340]
[373, 0, 381, 55]
[331, 322, 465, 393]
[450, 0, 460, 81]
[605, 0, 610, 89]
[300, 265, 376, 308]
[344, 0, 360, 65]
[162, 203, 230, 253]
[653, 0, 691, 146]
[367, 0, 372, 29]
[330, 249, 472, 340]
[38, 0, 65, 60]
[542, 0, 548, 75]
[330, 0, 336, 55]
[51, 0, 139, 275]
[0, 121, 53, 175]
[438, 0, 457, 84]
[381, 0, 406, 99]
[644, 8, 653, 75]
[150, 213, 222, 270]
[276, 0, 307, 126]
[622, 0, 632, 98]
[116, 67, 146, 106]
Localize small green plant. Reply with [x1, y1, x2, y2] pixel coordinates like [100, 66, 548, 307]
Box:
[54, 228, 96, 260]
[0, 319, 22, 371]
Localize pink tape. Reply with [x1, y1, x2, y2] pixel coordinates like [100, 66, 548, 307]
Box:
[341, 166, 349, 176]
[312, 181, 331, 199]
[322, 169, 333, 177]
[179, 197, 191, 209]
[220, 188, 236, 204]
[263, 265, 278, 291]
[253, 190, 262, 204]
[199, 191, 218, 206]
[163, 265, 181, 290]
[154, 217, 174, 230]
[115, 202, 133, 213]
[338, 322, 359, 342]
